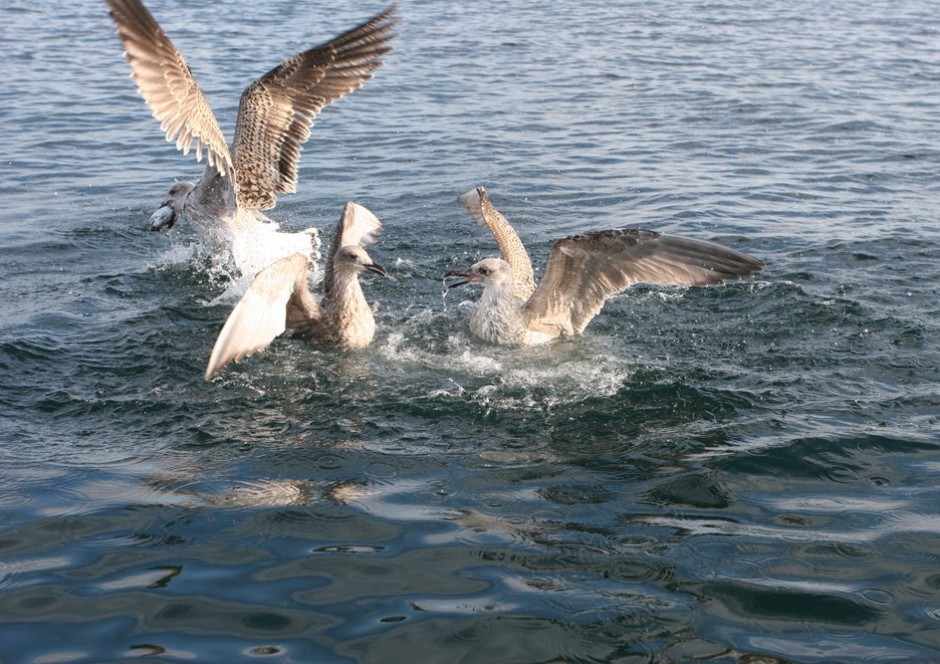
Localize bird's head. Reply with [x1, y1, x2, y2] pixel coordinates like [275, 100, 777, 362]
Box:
[335, 245, 388, 278]
[148, 181, 196, 231]
[445, 258, 513, 289]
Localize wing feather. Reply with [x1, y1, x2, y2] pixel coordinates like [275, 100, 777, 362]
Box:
[457, 187, 536, 299]
[524, 229, 762, 335]
[106, 0, 233, 177]
[205, 254, 320, 379]
[323, 202, 383, 297]
[232, 5, 399, 210]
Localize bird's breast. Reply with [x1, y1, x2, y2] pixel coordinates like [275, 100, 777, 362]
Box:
[330, 298, 376, 349]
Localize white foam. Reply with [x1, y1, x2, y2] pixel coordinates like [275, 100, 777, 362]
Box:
[376, 309, 636, 410]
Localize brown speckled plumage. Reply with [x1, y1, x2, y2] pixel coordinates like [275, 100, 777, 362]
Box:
[205, 202, 386, 379]
[449, 187, 763, 345]
[106, 0, 397, 274]
[457, 187, 536, 300]
[230, 7, 398, 210]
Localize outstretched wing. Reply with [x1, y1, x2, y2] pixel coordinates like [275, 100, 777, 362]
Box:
[457, 187, 536, 299]
[323, 202, 383, 298]
[232, 5, 399, 211]
[205, 253, 320, 379]
[106, 0, 233, 177]
[523, 229, 762, 336]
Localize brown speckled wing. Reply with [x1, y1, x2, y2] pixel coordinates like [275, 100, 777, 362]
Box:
[457, 187, 536, 300]
[107, 0, 233, 177]
[524, 229, 762, 336]
[232, 5, 399, 211]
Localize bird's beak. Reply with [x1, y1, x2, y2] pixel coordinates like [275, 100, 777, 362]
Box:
[444, 269, 475, 288]
[149, 204, 177, 231]
[365, 262, 388, 278]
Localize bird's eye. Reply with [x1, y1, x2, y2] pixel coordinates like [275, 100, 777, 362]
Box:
[478, 267, 489, 276]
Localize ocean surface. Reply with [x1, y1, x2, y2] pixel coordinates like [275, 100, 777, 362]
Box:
[2, 0, 939, 662]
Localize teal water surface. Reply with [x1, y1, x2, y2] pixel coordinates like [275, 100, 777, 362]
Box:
[1, 0, 939, 662]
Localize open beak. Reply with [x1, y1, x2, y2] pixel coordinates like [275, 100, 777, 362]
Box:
[148, 204, 177, 231]
[365, 262, 388, 278]
[444, 269, 475, 289]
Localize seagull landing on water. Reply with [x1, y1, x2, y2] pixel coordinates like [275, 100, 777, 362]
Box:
[205, 202, 388, 379]
[106, 0, 399, 276]
[445, 187, 763, 346]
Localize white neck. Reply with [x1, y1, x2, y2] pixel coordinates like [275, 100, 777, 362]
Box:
[470, 280, 527, 344]
[327, 269, 376, 349]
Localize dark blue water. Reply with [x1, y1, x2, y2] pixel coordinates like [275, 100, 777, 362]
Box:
[2, 0, 939, 661]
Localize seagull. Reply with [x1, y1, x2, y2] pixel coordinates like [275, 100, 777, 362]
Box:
[205, 201, 387, 379]
[446, 187, 763, 346]
[106, 0, 398, 276]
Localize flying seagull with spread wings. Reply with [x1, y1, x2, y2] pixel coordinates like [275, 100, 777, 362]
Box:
[446, 187, 763, 345]
[205, 202, 387, 379]
[106, 0, 398, 275]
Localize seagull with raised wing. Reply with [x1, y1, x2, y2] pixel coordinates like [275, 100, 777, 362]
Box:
[446, 187, 763, 346]
[205, 202, 387, 379]
[106, 0, 398, 275]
